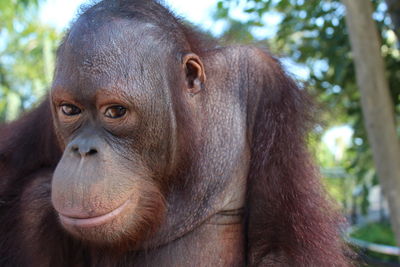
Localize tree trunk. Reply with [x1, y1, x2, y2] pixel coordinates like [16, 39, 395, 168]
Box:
[342, 0, 400, 245]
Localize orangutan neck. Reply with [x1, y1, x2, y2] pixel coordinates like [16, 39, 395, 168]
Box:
[132, 209, 245, 266]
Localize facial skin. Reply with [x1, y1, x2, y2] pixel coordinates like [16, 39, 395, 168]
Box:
[49, 14, 203, 248]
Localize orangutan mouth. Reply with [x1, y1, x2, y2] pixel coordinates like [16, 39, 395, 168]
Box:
[58, 199, 130, 228]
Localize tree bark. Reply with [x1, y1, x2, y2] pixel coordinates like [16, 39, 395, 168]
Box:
[342, 0, 400, 245]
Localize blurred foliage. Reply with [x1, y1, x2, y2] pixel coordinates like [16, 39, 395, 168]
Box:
[214, 0, 400, 215]
[351, 222, 396, 246]
[351, 221, 399, 262]
[0, 0, 60, 121]
[0, 0, 39, 30]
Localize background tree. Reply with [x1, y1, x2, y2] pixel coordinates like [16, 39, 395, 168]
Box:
[0, 0, 59, 121]
[342, 0, 400, 246]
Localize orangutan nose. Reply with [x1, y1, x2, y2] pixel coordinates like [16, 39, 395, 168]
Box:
[71, 144, 98, 157]
[67, 137, 99, 157]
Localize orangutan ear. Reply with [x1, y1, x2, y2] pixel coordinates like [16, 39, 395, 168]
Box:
[182, 53, 206, 95]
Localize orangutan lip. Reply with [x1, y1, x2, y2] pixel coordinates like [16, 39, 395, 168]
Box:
[58, 199, 130, 228]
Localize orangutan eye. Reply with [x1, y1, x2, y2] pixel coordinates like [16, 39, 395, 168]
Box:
[104, 106, 127, 119]
[60, 104, 81, 116]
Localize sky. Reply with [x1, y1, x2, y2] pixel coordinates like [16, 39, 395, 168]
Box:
[39, 0, 282, 38]
[39, 0, 219, 32]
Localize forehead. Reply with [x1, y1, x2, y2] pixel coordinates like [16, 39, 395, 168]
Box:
[65, 16, 162, 63]
[53, 15, 173, 96]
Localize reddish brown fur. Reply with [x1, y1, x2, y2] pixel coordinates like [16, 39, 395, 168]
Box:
[0, 0, 351, 266]
[246, 49, 349, 265]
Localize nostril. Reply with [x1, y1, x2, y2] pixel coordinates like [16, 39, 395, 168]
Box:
[86, 148, 98, 156]
[71, 145, 79, 153]
[69, 145, 98, 157]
